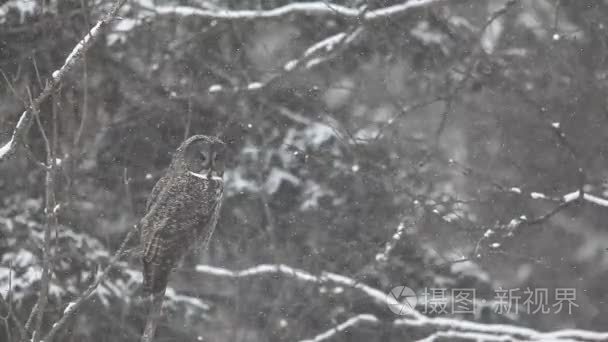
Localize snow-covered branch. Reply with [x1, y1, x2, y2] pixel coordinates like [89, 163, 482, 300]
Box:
[563, 190, 608, 207]
[196, 263, 608, 342]
[500, 188, 608, 231]
[0, 0, 128, 163]
[43, 226, 138, 342]
[395, 315, 608, 341]
[196, 263, 390, 306]
[127, 0, 442, 96]
[375, 221, 408, 263]
[136, 0, 445, 22]
[414, 330, 522, 342]
[299, 314, 379, 342]
[206, 27, 363, 95]
[297, 311, 608, 342]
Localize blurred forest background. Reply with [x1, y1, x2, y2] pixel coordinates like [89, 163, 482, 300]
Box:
[1, 0, 608, 341]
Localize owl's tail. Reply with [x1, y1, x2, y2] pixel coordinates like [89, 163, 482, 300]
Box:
[142, 259, 171, 296]
[141, 287, 166, 342]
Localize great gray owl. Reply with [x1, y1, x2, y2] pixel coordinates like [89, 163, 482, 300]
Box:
[140, 135, 225, 295]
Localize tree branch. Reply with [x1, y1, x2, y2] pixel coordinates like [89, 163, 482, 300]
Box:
[195, 263, 608, 342]
[27, 87, 58, 342]
[42, 226, 138, 342]
[135, 0, 446, 22]
[0, 286, 27, 341]
[195, 263, 392, 307]
[0, 0, 129, 163]
[130, 0, 444, 97]
[299, 314, 379, 342]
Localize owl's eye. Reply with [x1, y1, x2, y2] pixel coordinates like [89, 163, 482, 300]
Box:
[200, 151, 208, 163]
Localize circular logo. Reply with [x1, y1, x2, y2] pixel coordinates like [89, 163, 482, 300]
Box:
[386, 286, 418, 315]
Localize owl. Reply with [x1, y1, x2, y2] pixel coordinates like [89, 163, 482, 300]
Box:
[140, 135, 226, 295]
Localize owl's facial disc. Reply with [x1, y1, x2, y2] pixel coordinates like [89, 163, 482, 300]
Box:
[183, 138, 225, 180]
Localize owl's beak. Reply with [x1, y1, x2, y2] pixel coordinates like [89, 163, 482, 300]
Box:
[216, 160, 225, 178]
[206, 164, 213, 179]
[206, 156, 225, 179]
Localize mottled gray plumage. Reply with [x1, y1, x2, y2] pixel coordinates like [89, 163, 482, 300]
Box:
[140, 135, 225, 295]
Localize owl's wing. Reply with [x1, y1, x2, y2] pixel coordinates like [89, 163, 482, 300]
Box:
[145, 172, 171, 213]
[141, 227, 187, 294]
[142, 198, 219, 262]
[140, 177, 223, 295]
[141, 202, 219, 295]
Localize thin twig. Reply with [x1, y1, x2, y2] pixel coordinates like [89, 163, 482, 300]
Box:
[26, 87, 57, 342]
[32, 56, 44, 89]
[183, 70, 194, 140]
[123, 167, 134, 215]
[299, 314, 379, 342]
[550, 122, 586, 198]
[74, 0, 92, 148]
[0, 68, 26, 106]
[23, 302, 37, 335]
[0, 267, 27, 341]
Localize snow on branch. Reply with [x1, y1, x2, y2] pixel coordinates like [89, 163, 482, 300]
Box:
[375, 221, 408, 262]
[205, 27, 363, 95]
[299, 314, 379, 342]
[507, 188, 608, 208]
[43, 226, 138, 342]
[500, 188, 608, 232]
[136, 0, 445, 22]
[0, 0, 128, 163]
[195, 263, 390, 305]
[130, 0, 443, 96]
[415, 330, 522, 342]
[196, 263, 608, 342]
[563, 190, 608, 207]
[395, 315, 608, 341]
[474, 187, 608, 257]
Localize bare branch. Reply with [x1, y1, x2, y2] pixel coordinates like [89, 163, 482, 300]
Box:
[0, 269, 26, 341]
[25, 87, 57, 342]
[550, 121, 586, 198]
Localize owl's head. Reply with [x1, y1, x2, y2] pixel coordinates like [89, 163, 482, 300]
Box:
[176, 135, 226, 179]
